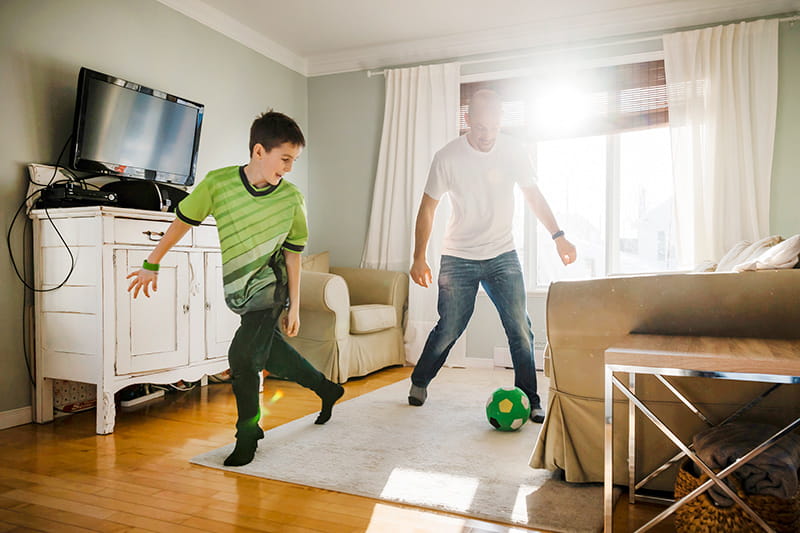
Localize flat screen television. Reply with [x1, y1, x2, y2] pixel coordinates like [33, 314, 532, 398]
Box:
[70, 67, 204, 186]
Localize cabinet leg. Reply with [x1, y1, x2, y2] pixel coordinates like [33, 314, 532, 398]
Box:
[96, 389, 116, 434]
[34, 377, 54, 423]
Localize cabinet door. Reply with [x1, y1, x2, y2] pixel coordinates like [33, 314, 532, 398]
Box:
[204, 252, 240, 359]
[115, 249, 190, 374]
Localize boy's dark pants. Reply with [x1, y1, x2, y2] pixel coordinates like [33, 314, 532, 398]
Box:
[228, 308, 325, 441]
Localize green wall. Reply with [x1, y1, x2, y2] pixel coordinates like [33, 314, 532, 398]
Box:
[0, 0, 308, 414]
[771, 21, 800, 236]
[306, 72, 385, 264]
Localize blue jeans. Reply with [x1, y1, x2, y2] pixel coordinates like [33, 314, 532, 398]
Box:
[411, 250, 540, 409]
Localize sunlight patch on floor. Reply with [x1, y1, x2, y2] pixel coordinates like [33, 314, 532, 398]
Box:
[365, 503, 468, 532]
[380, 467, 479, 512]
[511, 482, 546, 524]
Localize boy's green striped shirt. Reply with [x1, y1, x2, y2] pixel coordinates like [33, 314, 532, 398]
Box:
[176, 165, 307, 315]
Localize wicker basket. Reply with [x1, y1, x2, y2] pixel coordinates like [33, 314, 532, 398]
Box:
[673, 459, 800, 533]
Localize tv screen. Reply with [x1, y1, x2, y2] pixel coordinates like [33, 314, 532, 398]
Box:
[70, 67, 204, 186]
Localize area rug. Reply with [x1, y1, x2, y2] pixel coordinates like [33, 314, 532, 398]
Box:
[191, 368, 616, 532]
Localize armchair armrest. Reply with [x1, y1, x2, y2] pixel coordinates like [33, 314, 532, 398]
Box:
[330, 267, 409, 329]
[298, 271, 350, 339]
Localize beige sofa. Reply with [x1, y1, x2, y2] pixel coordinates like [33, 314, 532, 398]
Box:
[530, 269, 800, 491]
[286, 253, 409, 383]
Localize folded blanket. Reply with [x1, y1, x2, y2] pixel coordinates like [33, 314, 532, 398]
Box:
[692, 422, 800, 507]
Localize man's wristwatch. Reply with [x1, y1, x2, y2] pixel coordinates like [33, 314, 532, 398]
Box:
[551, 230, 565, 240]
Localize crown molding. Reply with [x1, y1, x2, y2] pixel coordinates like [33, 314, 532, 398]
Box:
[158, 0, 799, 78]
[306, 0, 800, 76]
[156, 0, 308, 76]
[308, 0, 800, 76]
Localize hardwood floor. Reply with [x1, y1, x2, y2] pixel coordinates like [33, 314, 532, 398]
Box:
[0, 367, 669, 532]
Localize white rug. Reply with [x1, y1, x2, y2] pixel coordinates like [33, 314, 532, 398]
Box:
[191, 368, 614, 532]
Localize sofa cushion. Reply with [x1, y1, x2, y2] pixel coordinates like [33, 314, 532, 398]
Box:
[350, 304, 396, 334]
[302, 251, 330, 273]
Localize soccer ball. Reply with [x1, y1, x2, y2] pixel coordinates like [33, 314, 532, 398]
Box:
[486, 386, 530, 431]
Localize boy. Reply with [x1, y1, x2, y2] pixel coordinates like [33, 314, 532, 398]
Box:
[127, 111, 344, 467]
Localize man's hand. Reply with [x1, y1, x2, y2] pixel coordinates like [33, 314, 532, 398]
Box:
[555, 237, 577, 266]
[410, 258, 433, 287]
[282, 305, 300, 337]
[127, 269, 158, 298]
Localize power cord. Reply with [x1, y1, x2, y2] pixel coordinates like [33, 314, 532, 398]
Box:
[7, 135, 77, 386]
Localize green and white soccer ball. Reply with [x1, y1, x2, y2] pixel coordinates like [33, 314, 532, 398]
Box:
[486, 386, 531, 431]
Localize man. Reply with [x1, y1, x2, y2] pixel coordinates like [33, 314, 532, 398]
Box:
[409, 90, 576, 423]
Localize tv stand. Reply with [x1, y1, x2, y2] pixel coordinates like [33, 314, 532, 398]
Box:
[30, 206, 238, 434]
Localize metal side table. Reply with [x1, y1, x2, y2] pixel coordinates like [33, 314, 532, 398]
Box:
[603, 334, 800, 532]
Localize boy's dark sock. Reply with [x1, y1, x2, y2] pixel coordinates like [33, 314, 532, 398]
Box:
[224, 438, 258, 466]
[314, 379, 344, 425]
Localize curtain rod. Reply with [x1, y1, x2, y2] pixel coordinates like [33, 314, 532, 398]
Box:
[366, 14, 800, 78]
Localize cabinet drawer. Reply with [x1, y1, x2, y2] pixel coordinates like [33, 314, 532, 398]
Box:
[114, 218, 192, 247]
[194, 225, 220, 248]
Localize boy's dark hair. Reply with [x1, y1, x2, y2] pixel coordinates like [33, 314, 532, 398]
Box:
[249, 110, 306, 155]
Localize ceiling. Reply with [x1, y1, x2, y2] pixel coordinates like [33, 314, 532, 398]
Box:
[158, 0, 800, 76]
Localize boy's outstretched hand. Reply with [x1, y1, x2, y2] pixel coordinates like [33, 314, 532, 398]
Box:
[282, 305, 300, 337]
[127, 269, 158, 298]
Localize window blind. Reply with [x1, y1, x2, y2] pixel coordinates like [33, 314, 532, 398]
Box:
[460, 60, 668, 139]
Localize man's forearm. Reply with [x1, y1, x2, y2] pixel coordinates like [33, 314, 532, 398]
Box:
[522, 185, 560, 235]
[413, 194, 438, 261]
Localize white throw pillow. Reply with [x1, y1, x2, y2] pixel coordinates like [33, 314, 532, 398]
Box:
[733, 234, 800, 272]
[717, 235, 783, 272]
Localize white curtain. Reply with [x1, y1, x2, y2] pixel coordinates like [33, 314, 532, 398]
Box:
[663, 20, 779, 268]
[361, 63, 460, 364]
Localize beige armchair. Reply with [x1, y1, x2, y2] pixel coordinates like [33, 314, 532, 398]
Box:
[286, 252, 409, 383]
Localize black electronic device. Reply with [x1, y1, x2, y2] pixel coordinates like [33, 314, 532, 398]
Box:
[38, 182, 119, 209]
[70, 67, 204, 186]
[100, 180, 188, 213]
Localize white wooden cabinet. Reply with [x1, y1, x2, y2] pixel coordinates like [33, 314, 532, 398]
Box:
[30, 206, 240, 434]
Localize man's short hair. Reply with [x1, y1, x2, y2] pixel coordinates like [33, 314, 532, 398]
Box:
[468, 89, 503, 116]
[249, 110, 306, 155]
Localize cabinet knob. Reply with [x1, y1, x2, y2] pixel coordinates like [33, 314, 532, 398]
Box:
[182, 304, 190, 313]
[143, 230, 165, 242]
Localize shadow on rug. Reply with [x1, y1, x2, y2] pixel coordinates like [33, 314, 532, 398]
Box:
[191, 368, 618, 533]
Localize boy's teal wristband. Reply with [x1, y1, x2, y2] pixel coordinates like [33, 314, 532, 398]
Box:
[142, 260, 160, 272]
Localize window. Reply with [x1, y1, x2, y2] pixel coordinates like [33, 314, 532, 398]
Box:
[461, 59, 677, 288]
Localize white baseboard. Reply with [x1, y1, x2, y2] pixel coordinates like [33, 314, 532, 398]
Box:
[493, 346, 546, 370]
[0, 405, 33, 430]
[463, 357, 495, 369]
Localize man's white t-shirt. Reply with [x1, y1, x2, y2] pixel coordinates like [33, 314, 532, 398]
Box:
[424, 134, 536, 260]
